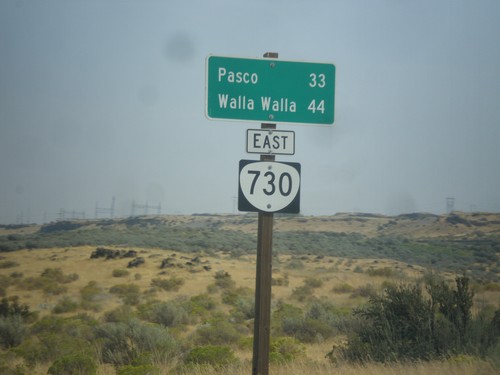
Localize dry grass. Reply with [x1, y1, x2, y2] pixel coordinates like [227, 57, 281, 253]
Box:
[1, 238, 499, 374]
[1, 245, 498, 319]
[119, 358, 497, 375]
[24, 357, 499, 375]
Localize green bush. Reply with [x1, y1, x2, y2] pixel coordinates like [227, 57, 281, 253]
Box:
[0, 297, 32, 320]
[151, 276, 184, 292]
[113, 269, 130, 278]
[53, 297, 79, 314]
[0, 315, 26, 348]
[221, 286, 252, 305]
[271, 302, 303, 336]
[229, 295, 254, 322]
[0, 260, 19, 269]
[214, 271, 235, 289]
[349, 284, 377, 299]
[41, 268, 79, 283]
[304, 277, 323, 288]
[332, 283, 354, 294]
[185, 345, 237, 367]
[285, 259, 304, 270]
[290, 285, 314, 302]
[94, 319, 178, 366]
[188, 294, 216, 317]
[272, 273, 289, 286]
[104, 305, 135, 323]
[80, 281, 102, 311]
[16, 268, 78, 296]
[190, 316, 243, 346]
[110, 284, 141, 305]
[366, 267, 403, 278]
[47, 353, 97, 375]
[15, 315, 98, 366]
[141, 300, 190, 327]
[279, 301, 350, 343]
[269, 337, 305, 363]
[342, 275, 497, 363]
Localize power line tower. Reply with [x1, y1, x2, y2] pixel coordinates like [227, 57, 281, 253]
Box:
[446, 197, 455, 214]
[131, 201, 161, 216]
[58, 209, 85, 221]
[95, 196, 116, 219]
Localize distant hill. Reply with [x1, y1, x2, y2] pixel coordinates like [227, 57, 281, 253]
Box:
[1, 212, 499, 282]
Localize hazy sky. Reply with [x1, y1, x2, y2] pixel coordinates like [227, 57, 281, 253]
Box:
[1, 0, 499, 224]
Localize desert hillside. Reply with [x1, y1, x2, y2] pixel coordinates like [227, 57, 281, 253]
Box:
[0, 212, 499, 374]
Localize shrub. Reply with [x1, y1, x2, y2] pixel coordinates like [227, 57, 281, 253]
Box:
[151, 276, 184, 292]
[0, 260, 19, 269]
[0, 315, 26, 348]
[279, 301, 350, 343]
[188, 294, 216, 317]
[0, 297, 32, 320]
[41, 268, 79, 283]
[269, 337, 305, 363]
[80, 281, 102, 311]
[353, 265, 364, 273]
[113, 269, 130, 278]
[16, 268, 78, 296]
[94, 319, 178, 366]
[142, 300, 190, 327]
[53, 297, 79, 314]
[285, 259, 304, 270]
[104, 305, 135, 323]
[290, 285, 315, 302]
[366, 267, 403, 278]
[214, 271, 235, 289]
[304, 277, 323, 288]
[332, 283, 354, 294]
[191, 316, 243, 346]
[185, 345, 237, 367]
[272, 273, 289, 286]
[221, 286, 252, 306]
[272, 302, 303, 336]
[342, 275, 494, 363]
[349, 284, 377, 299]
[47, 353, 97, 375]
[16, 315, 98, 366]
[110, 284, 141, 305]
[229, 296, 254, 322]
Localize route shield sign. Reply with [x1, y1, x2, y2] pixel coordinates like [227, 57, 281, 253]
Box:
[238, 160, 301, 213]
[206, 55, 335, 125]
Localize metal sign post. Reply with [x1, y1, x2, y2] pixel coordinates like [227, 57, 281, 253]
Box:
[206, 50, 334, 375]
[252, 113, 276, 375]
[252, 51, 280, 375]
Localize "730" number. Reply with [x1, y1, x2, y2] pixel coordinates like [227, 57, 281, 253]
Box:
[248, 170, 293, 196]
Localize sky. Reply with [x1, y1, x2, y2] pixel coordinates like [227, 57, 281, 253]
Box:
[1, 0, 499, 224]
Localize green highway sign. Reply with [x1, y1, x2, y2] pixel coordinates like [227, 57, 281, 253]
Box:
[206, 55, 335, 125]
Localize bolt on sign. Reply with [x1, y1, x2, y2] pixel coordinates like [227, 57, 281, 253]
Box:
[206, 55, 335, 125]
